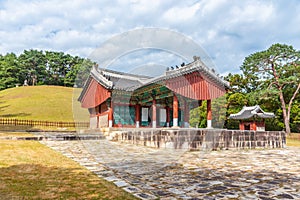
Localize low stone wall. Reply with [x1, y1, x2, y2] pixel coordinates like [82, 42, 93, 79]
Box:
[110, 128, 286, 150]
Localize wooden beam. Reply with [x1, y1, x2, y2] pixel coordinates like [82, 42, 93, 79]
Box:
[140, 97, 153, 104]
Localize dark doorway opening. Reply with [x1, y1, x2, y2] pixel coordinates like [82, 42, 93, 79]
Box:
[244, 124, 250, 130]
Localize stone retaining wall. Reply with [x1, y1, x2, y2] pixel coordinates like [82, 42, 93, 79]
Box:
[110, 129, 286, 150]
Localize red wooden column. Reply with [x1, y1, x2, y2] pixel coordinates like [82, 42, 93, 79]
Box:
[239, 121, 244, 130]
[173, 95, 179, 127]
[166, 106, 170, 127]
[207, 99, 212, 128]
[135, 104, 141, 128]
[152, 99, 157, 128]
[184, 100, 189, 128]
[108, 100, 113, 128]
[252, 122, 257, 131]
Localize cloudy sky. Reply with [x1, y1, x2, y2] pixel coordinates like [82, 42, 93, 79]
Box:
[0, 0, 300, 76]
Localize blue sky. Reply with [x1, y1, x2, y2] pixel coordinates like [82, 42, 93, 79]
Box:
[0, 0, 300, 76]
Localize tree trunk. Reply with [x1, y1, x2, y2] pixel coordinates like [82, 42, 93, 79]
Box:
[287, 83, 300, 134]
[278, 89, 290, 134]
[271, 63, 292, 134]
[284, 115, 291, 134]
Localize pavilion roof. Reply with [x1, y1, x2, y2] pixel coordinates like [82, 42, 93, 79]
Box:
[140, 59, 230, 89]
[78, 58, 231, 106]
[229, 105, 275, 120]
[78, 66, 151, 103]
[90, 67, 151, 91]
[88, 58, 229, 92]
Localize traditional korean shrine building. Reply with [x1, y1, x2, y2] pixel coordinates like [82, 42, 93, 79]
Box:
[229, 105, 275, 131]
[78, 57, 230, 129]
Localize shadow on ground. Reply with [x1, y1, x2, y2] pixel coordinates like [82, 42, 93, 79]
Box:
[0, 113, 31, 118]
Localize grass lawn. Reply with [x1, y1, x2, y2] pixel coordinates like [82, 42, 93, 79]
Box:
[286, 133, 300, 147]
[0, 85, 89, 122]
[0, 124, 80, 132]
[0, 138, 137, 199]
[0, 131, 34, 137]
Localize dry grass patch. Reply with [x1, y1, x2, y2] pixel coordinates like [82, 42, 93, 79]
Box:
[0, 125, 78, 132]
[0, 140, 137, 199]
[0, 132, 33, 137]
[286, 133, 300, 147]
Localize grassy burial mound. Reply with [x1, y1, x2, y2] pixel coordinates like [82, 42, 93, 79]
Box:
[0, 85, 88, 122]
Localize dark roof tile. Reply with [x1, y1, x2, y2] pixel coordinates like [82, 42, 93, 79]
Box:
[229, 105, 275, 120]
[84, 59, 230, 93]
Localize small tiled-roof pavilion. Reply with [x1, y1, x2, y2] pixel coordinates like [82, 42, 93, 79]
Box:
[78, 57, 230, 129]
[229, 105, 275, 131]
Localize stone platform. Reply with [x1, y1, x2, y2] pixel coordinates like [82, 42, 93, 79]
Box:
[40, 138, 300, 199]
[108, 128, 286, 151]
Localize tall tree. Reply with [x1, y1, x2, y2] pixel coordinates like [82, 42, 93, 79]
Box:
[240, 44, 300, 134]
[18, 50, 47, 86]
[72, 58, 95, 87]
[189, 102, 207, 128]
[64, 56, 91, 87]
[0, 53, 20, 89]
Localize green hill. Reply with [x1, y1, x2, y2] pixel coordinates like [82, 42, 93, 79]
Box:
[0, 86, 88, 122]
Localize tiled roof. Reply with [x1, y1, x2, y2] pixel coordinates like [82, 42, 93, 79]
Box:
[229, 105, 275, 120]
[88, 59, 230, 92]
[78, 76, 92, 102]
[140, 59, 230, 89]
[91, 67, 152, 91]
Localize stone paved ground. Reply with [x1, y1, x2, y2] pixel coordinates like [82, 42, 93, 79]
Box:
[40, 139, 300, 199]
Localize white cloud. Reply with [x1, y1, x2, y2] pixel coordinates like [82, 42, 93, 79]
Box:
[129, 0, 163, 14]
[162, 2, 201, 23]
[0, 0, 299, 75]
[229, 1, 274, 24]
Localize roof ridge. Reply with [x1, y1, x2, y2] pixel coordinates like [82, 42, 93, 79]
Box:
[88, 59, 230, 92]
[99, 67, 153, 79]
[91, 66, 113, 89]
[229, 105, 275, 119]
[136, 59, 230, 88]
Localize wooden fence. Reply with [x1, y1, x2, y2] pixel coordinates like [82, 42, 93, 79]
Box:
[0, 118, 89, 128]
